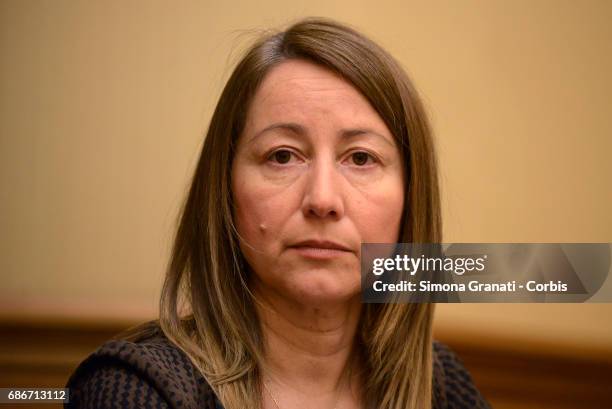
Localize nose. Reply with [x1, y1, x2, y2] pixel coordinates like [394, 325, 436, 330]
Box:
[301, 159, 345, 220]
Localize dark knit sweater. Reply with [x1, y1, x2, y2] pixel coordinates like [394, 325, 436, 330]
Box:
[65, 325, 491, 409]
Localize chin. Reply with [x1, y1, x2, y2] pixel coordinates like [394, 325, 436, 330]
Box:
[288, 276, 360, 306]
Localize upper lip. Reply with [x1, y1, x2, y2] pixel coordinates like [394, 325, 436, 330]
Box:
[289, 239, 352, 252]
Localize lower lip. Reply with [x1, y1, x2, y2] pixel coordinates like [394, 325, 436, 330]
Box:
[289, 246, 351, 259]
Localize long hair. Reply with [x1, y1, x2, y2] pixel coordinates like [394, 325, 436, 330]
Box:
[119, 17, 441, 409]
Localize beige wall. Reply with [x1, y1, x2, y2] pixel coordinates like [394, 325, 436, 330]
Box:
[1, 1, 611, 353]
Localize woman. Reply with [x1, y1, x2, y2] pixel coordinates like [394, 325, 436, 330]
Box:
[66, 18, 491, 409]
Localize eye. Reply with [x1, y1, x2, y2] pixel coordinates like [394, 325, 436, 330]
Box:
[267, 149, 296, 165]
[348, 151, 376, 166]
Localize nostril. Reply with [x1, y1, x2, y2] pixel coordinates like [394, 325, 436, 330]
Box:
[308, 207, 338, 218]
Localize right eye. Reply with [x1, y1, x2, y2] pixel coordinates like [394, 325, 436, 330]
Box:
[267, 149, 295, 164]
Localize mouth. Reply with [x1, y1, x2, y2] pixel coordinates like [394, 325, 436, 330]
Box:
[288, 240, 353, 259]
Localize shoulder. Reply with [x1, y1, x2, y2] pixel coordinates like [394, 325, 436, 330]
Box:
[65, 321, 217, 409]
[432, 340, 492, 409]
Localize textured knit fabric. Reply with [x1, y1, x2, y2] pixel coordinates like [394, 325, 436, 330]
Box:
[65, 324, 491, 409]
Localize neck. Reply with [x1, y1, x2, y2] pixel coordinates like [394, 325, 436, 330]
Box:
[252, 283, 363, 398]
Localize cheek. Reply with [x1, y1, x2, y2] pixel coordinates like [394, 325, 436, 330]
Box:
[352, 178, 405, 243]
[232, 176, 293, 249]
[233, 182, 267, 245]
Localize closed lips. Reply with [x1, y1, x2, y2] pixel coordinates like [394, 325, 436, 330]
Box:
[289, 240, 352, 252]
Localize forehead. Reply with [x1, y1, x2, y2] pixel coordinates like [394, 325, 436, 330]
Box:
[255, 59, 358, 100]
[245, 59, 389, 131]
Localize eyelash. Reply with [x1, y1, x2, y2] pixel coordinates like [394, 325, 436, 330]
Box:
[265, 149, 379, 167]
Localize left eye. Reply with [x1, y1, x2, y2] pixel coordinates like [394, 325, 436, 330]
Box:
[271, 149, 293, 164]
[348, 151, 375, 166]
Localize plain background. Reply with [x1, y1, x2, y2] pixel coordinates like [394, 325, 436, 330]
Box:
[1, 0, 611, 358]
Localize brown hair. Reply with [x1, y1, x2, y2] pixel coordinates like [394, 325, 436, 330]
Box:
[120, 17, 441, 409]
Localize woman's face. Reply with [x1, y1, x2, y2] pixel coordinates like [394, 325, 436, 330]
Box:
[231, 59, 404, 306]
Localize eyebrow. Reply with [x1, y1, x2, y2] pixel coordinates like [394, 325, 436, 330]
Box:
[249, 122, 396, 148]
